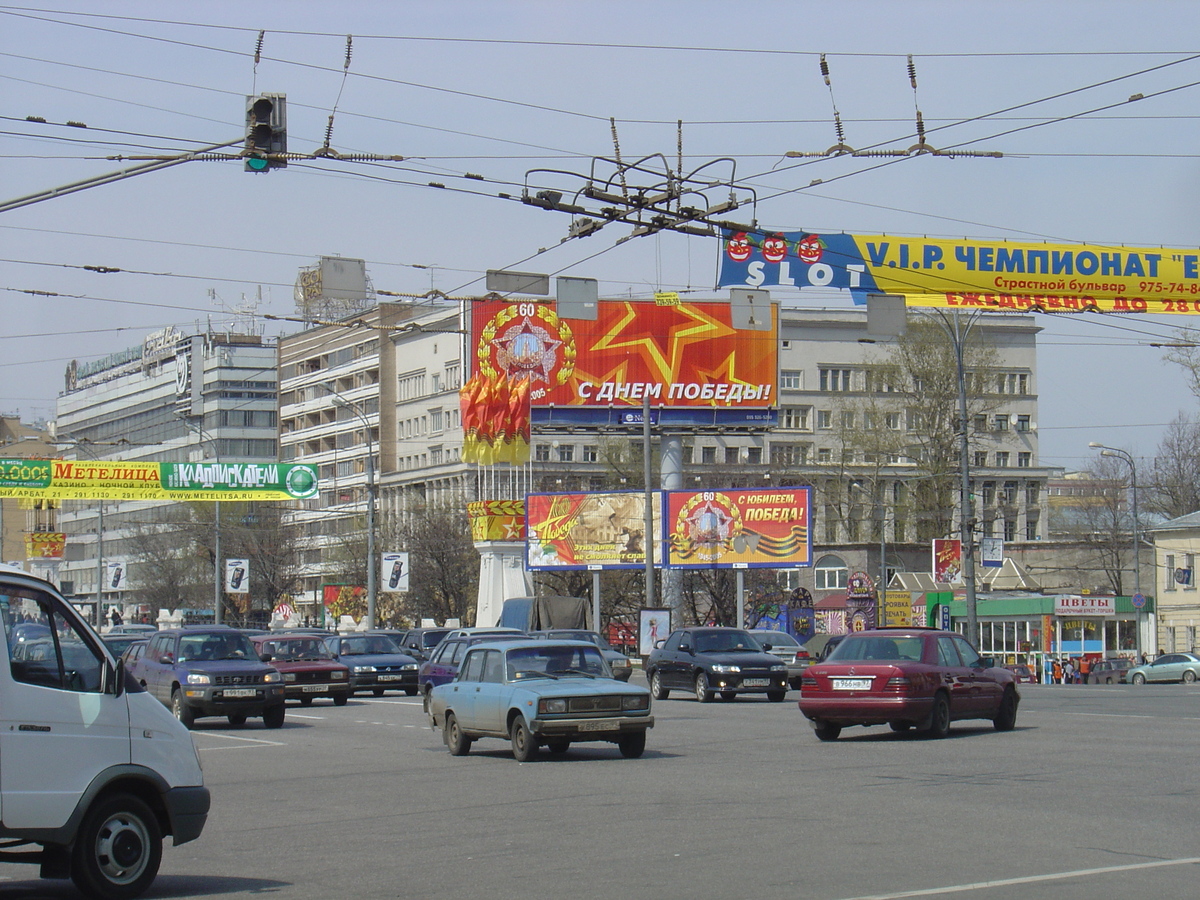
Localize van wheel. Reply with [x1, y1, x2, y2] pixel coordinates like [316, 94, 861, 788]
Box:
[263, 704, 285, 729]
[171, 689, 195, 729]
[71, 792, 162, 900]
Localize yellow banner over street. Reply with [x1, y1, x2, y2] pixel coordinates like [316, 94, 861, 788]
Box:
[0, 459, 319, 501]
[718, 230, 1200, 313]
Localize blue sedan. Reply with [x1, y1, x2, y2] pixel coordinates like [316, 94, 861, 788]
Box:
[1126, 652, 1200, 684]
[427, 640, 654, 760]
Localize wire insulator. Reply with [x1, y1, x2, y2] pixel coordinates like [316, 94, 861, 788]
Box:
[323, 114, 336, 150]
[834, 113, 846, 145]
[343, 35, 353, 71]
[820, 53, 831, 85]
[254, 31, 265, 66]
[907, 54, 917, 89]
[915, 110, 926, 143]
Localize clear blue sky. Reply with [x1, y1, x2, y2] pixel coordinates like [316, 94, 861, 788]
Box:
[2, 1, 1198, 471]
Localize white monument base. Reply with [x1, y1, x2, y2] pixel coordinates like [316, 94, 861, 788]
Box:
[475, 541, 532, 628]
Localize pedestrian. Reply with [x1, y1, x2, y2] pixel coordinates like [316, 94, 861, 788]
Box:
[110, 607, 122, 628]
[1064, 659, 1075, 684]
[1079, 656, 1091, 684]
[1052, 658, 1063, 684]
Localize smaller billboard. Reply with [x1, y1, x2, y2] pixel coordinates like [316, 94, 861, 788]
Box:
[932, 539, 962, 583]
[25, 532, 65, 559]
[381, 552, 410, 592]
[526, 491, 663, 570]
[666, 488, 812, 569]
[104, 560, 127, 592]
[224, 559, 249, 594]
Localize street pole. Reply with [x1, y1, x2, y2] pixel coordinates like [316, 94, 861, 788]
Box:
[952, 311, 979, 645]
[1090, 443, 1142, 657]
[324, 386, 376, 630]
[642, 394, 655, 610]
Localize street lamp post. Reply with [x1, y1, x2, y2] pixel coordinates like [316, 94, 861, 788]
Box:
[324, 386, 376, 630]
[1088, 442, 1142, 657]
[850, 480, 887, 623]
[179, 418, 223, 626]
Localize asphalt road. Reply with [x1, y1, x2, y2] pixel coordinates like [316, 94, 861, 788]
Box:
[4, 678, 1198, 900]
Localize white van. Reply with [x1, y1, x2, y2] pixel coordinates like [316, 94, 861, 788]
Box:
[0, 567, 209, 899]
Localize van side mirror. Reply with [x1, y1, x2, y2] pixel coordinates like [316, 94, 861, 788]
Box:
[260, 653, 273, 663]
[762, 643, 774, 652]
[160, 652, 174, 664]
[110, 658, 126, 697]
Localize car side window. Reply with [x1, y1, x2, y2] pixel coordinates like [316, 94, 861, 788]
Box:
[460, 650, 484, 682]
[482, 650, 503, 683]
[449, 642, 466, 665]
[663, 631, 682, 651]
[952, 636, 983, 668]
[5, 590, 104, 693]
[937, 637, 962, 667]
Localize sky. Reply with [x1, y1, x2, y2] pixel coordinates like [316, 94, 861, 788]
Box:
[2, 0, 1200, 474]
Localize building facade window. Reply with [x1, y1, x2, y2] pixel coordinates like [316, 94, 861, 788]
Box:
[1165, 553, 1176, 591]
[819, 368, 853, 392]
[780, 370, 803, 390]
[974, 451, 988, 468]
[814, 555, 849, 590]
[993, 414, 1010, 432]
[556, 444, 574, 462]
[397, 370, 425, 401]
[1016, 414, 1031, 432]
[995, 451, 1010, 468]
[1004, 519, 1016, 541]
[780, 406, 810, 430]
[701, 446, 716, 464]
[817, 410, 832, 429]
[583, 445, 598, 463]
[534, 443, 551, 462]
[1017, 452, 1031, 468]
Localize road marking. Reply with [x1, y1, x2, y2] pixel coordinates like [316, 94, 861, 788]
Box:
[1064, 712, 1156, 719]
[194, 732, 286, 748]
[287, 713, 326, 719]
[833, 856, 1200, 899]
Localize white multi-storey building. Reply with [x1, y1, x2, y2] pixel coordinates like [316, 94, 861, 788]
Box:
[55, 326, 279, 615]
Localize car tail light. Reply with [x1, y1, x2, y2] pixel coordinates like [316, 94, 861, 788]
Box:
[800, 674, 818, 688]
[884, 676, 914, 692]
[793, 651, 810, 662]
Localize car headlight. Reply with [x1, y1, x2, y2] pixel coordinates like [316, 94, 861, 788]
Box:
[352, 665, 377, 674]
[284, 673, 296, 682]
[771, 665, 787, 673]
[402, 663, 418, 671]
[263, 670, 283, 683]
[622, 694, 650, 710]
[185, 672, 210, 685]
[611, 658, 631, 668]
[539, 698, 568, 714]
[711, 664, 741, 674]
[331, 670, 347, 680]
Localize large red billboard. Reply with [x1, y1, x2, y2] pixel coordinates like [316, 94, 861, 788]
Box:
[468, 298, 777, 427]
[666, 488, 812, 569]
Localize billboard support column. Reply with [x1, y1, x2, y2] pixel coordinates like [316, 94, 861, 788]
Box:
[592, 571, 601, 634]
[661, 434, 684, 618]
[737, 569, 745, 630]
[642, 395, 655, 607]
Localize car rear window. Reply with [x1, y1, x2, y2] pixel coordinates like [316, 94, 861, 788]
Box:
[827, 635, 924, 663]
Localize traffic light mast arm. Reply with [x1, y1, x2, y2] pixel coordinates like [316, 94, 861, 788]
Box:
[0, 138, 243, 214]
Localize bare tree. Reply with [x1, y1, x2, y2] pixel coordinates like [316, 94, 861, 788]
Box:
[1146, 412, 1200, 519]
[389, 505, 479, 626]
[1050, 454, 1134, 594]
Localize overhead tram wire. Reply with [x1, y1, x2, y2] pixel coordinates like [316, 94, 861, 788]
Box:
[2, 9, 1196, 61]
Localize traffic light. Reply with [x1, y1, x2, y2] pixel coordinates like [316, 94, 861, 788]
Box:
[244, 93, 287, 172]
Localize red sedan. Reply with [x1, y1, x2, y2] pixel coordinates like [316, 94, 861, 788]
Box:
[798, 628, 1020, 741]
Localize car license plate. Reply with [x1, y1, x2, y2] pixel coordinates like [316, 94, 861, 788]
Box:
[302, 685, 327, 693]
[224, 688, 256, 698]
[743, 678, 770, 687]
[577, 721, 619, 732]
[378, 674, 401, 682]
[832, 678, 872, 691]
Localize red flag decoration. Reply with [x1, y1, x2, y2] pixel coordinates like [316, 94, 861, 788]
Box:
[459, 373, 530, 466]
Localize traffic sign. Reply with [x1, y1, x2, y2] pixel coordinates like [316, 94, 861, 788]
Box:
[1132, 592, 1147, 609]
